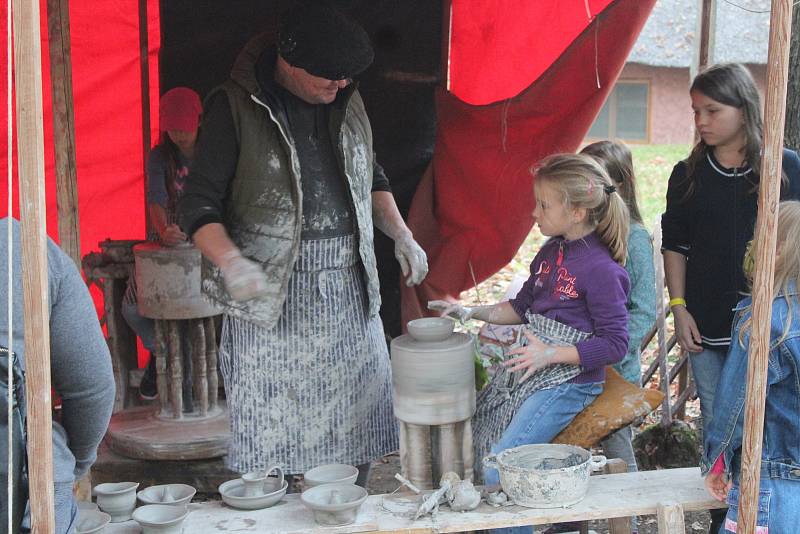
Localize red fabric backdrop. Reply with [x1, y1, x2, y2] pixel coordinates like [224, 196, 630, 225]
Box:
[0, 0, 160, 256]
[402, 0, 657, 324]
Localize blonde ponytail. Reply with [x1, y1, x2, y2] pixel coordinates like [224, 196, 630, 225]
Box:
[534, 153, 630, 265]
[597, 190, 629, 265]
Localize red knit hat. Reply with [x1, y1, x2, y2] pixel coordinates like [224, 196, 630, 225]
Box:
[159, 87, 202, 132]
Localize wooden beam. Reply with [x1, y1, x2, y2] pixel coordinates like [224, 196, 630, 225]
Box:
[46, 0, 80, 267]
[738, 2, 793, 533]
[694, 0, 716, 76]
[138, 0, 154, 235]
[12, 0, 56, 531]
[656, 502, 686, 534]
[652, 223, 672, 426]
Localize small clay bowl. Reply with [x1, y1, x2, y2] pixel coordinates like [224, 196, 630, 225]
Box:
[138, 483, 196, 506]
[218, 476, 288, 510]
[93, 482, 139, 523]
[75, 509, 111, 534]
[301, 483, 368, 526]
[303, 464, 359, 488]
[407, 317, 454, 342]
[132, 504, 188, 534]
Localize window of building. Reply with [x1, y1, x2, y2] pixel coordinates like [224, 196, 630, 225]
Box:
[587, 81, 650, 142]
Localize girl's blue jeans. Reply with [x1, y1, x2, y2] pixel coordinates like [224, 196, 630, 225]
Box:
[483, 381, 603, 534]
[720, 478, 800, 533]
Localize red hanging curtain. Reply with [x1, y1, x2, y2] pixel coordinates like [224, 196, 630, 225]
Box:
[402, 0, 657, 324]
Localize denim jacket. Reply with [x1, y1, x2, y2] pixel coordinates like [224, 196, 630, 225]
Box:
[701, 284, 800, 483]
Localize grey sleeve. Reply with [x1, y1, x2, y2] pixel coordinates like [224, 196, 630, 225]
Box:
[48, 246, 116, 479]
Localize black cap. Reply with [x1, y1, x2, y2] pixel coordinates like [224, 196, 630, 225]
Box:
[277, 3, 374, 80]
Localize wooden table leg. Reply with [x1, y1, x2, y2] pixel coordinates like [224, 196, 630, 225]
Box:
[204, 316, 218, 410]
[167, 320, 183, 418]
[153, 320, 170, 417]
[192, 319, 208, 417]
[657, 502, 686, 534]
[606, 458, 633, 534]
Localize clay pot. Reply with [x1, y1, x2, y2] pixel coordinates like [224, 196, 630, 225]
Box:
[391, 318, 475, 425]
[219, 468, 287, 510]
[303, 464, 359, 488]
[132, 504, 189, 534]
[301, 483, 368, 526]
[93, 481, 139, 522]
[482, 444, 607, 508]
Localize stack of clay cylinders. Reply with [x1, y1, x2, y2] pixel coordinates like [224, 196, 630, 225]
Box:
[391, 318, 476, 490]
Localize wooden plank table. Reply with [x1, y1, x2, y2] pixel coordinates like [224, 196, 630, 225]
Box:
[102, 467, 726, 533]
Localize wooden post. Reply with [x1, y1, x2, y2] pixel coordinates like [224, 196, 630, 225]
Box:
[12, 0, 56, 530]
[652, 224, 672, 426]
[693, 0, 716, 77]
[46, 0, 81, 267]
[167, 321, 183, 418]
[204, 316, 218, 410]
[738, 2, 793, 532]
[138, 0, 154, 235]
[656, 502, 686, 534]
[192, 319, 208, 417]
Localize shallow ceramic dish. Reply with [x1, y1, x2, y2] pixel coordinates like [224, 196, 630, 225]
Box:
[137, 483, 196, 506]
[75, 509, 111, 534]
[218, 476, 288, 510]
[407, 317, 454, 342]
[301, 483, 368, 526]
[303, 463, 359, 488]
[132, 504, 188, 534]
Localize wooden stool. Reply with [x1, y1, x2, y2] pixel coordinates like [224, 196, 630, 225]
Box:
[153, 316, 219, 418]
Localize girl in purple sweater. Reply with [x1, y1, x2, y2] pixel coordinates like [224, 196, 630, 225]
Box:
[431, 154, 630, 498]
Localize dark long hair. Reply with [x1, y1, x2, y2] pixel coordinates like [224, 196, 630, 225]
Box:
[685, 63, 763, 196]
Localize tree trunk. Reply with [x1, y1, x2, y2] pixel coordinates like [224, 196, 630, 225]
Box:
[786, 7, 800, 151]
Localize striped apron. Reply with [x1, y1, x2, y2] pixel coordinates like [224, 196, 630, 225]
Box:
[219, 234, 398, 474]
[472, 313, 591, 479]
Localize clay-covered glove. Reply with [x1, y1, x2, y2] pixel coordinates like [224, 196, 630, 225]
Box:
[220, 250, 269, 302]
[428, 300, 474, 322]
[395, 234, 428, 287]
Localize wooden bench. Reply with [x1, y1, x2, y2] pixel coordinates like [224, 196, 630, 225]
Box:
[102, 467, 725, 534]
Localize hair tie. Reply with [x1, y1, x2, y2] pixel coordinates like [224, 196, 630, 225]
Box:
[604, 184, 616, 195]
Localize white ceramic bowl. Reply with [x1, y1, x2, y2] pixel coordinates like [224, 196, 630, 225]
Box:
[301, 483, 368, 526]
[75, 509, 111, 534]
[303, 464, 359, 488]
[218, 476, 288, 510]
[132, 504, 188, 534]
[407, 317, 454, 342]
[137, 483, 196, 506]
[93, 482, 139, 523]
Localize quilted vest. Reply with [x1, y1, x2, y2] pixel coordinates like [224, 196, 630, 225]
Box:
[201, 41, 381, 328]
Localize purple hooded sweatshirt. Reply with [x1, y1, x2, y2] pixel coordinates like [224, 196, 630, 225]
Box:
[509, 232, 630, 384]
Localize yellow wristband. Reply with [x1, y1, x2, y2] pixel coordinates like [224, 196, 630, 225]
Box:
[669, 297, 687, 308]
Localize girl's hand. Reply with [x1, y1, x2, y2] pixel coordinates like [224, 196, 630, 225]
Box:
[704, 472, 732, 501]
[161, 224, 187, 246]
[672, 306, 703, 352]
[427, 300, 474, 322]
[504, 332, 556, 383]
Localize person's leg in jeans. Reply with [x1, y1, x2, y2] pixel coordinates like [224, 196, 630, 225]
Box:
[121, 299, 159, 399]
[687, 347, 727, 534]
[484, 381, 603, 534]
[601, 425, 639, 532]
